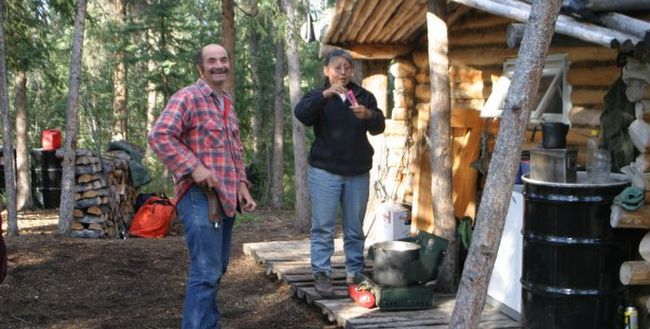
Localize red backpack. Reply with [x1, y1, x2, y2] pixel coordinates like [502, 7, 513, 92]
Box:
[128, 196, 175, 238]
[1, 213, 7, 283]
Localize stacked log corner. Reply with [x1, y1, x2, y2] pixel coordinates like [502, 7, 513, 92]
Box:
[612, 74, 650, 318]
[362, 57, 418, 244]
[397, 53, 435, 235]
[69, 148, 136, 239]
[386, 56, 416, 206]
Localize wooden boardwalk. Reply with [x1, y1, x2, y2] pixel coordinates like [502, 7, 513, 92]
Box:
[243, 239, 521, 329]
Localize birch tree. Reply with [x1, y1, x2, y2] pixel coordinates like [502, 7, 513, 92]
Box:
[0, 0, 18, 236]
[449, 1, 562, 327]
[58, 0, 87, 234]
[222, 0, 236, 97]
[271, 35, 285, 209]
[279, 0, 310, 232]
[111, 0, 128, 141]
[14, 70, 32, 211]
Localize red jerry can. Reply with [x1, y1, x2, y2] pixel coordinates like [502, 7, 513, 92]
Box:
[41, 129, 62, 150]
[348, 284, 376, 308]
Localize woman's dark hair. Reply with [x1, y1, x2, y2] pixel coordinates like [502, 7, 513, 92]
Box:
[323, 49, 354, 67]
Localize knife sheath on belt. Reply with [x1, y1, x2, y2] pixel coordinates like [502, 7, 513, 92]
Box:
[201, 186, 224, 227]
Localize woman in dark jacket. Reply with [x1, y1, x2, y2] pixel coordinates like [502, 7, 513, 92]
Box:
[294, 49, 385, 297]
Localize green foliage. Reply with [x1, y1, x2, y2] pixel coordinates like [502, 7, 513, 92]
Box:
[234, 211, 256, 229]
[4, 0, 331, 206]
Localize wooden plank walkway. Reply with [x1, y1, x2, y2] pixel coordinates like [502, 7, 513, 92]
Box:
[243, 239, 521, 329]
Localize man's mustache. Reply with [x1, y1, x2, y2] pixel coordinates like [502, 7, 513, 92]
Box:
[209, 68, 228, 74]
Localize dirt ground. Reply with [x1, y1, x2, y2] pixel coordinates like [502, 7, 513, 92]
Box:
[0, 208, 339, 329]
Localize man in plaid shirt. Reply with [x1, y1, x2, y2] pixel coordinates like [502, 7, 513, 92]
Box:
[148, 43, 256, 329]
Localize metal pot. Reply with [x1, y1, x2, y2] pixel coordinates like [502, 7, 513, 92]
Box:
[372, 240, 421, 287]
[541, 122, 569, 149]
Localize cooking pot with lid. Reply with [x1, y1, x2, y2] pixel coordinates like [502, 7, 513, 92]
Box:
[372, 240, 421, 287]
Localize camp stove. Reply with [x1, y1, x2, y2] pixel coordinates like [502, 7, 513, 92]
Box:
[350, 232, 448, 310]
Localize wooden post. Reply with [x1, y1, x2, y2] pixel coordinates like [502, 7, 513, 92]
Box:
[453, 0, 638, 48]
[598, 12, 650, 39]
[507, 23, 594, 49]
[426, 0, 457, 293]
[449, 1, 562, 327]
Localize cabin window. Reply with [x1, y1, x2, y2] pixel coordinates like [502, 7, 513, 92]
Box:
[480, 54, 572, 126]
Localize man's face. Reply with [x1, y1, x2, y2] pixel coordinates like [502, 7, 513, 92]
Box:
[198, 45, 230, 85]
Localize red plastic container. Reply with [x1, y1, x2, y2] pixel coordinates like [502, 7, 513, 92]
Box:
[348, 284, 376, 308]
[41, 129, 62, 150]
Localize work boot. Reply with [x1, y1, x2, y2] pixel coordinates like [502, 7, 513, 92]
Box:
[314, 272, 334, 297]
[346, 272, 358, 285]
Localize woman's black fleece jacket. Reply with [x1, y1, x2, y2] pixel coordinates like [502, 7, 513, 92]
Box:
[294, 81, 386, 176]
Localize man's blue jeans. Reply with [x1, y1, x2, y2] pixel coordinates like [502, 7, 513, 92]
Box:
[308, 166, 369, 277]
[177, 185, 235, 329]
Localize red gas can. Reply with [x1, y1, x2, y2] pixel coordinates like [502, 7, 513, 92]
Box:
[41, 129, 62, 150]
[348, 284, 376, 309]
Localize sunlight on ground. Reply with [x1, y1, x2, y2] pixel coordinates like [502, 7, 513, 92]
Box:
[1, 209, 59, 233]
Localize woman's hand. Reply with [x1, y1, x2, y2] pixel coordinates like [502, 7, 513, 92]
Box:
[350, 104, 373, 120]
[323, 83, 347, 98]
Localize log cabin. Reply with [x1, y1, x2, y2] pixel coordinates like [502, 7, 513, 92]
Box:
[315, 1, 650, 320]
[315, 0, 650, 235]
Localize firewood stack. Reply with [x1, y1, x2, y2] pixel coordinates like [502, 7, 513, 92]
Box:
[68, 148, 136, 239]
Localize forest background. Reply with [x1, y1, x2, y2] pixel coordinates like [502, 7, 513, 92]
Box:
[3, 0, 329, 214]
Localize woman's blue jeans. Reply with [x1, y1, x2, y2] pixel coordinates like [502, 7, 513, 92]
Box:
[177, 185, 235, 329]
[308, 166, 369, 276]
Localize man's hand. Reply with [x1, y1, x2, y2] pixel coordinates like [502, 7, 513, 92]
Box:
[238, 183, 257, 212]
[191, 165, 218, 189]
[350, 104, 372, 120]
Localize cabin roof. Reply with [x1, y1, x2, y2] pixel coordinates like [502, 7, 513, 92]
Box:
[320, 0, 650, 59]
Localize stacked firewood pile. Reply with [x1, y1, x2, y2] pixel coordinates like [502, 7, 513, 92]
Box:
[68, 148, 136, 239]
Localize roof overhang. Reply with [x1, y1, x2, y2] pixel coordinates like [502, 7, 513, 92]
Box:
[319, 0, 650, 59]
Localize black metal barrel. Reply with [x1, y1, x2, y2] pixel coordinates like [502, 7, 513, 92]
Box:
[521, 172, 641, 329]
[31, 149, 62, 209]
[0, 147, 16, 193]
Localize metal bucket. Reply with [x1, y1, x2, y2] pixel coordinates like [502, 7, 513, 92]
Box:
[372, 240, 420, 287]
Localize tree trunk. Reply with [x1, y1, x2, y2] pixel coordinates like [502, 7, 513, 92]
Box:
[0, 1, 18, 236]
[144, 57, 158, 165]
[449, 1, 562, 327]
[222, 0, 236, 98]
[280, 0, 310, 232]
[58, 0, 87, 235]
[111, 0, 128, 141]
[247, 1, 263, 161]
[426, 0, 457, 293]
[271, 37, 285, 210]
[14, 70, 32, 210]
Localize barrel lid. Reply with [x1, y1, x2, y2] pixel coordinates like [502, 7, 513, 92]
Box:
[522, 171, 629, 187]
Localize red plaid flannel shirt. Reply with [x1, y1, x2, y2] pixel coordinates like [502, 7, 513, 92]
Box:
[148, 79, 248, 217]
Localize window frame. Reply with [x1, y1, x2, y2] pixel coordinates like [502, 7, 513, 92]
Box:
[480, 53, 572, 125]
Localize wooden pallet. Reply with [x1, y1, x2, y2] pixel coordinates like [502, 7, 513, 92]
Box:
[243, 239, 521, 328]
